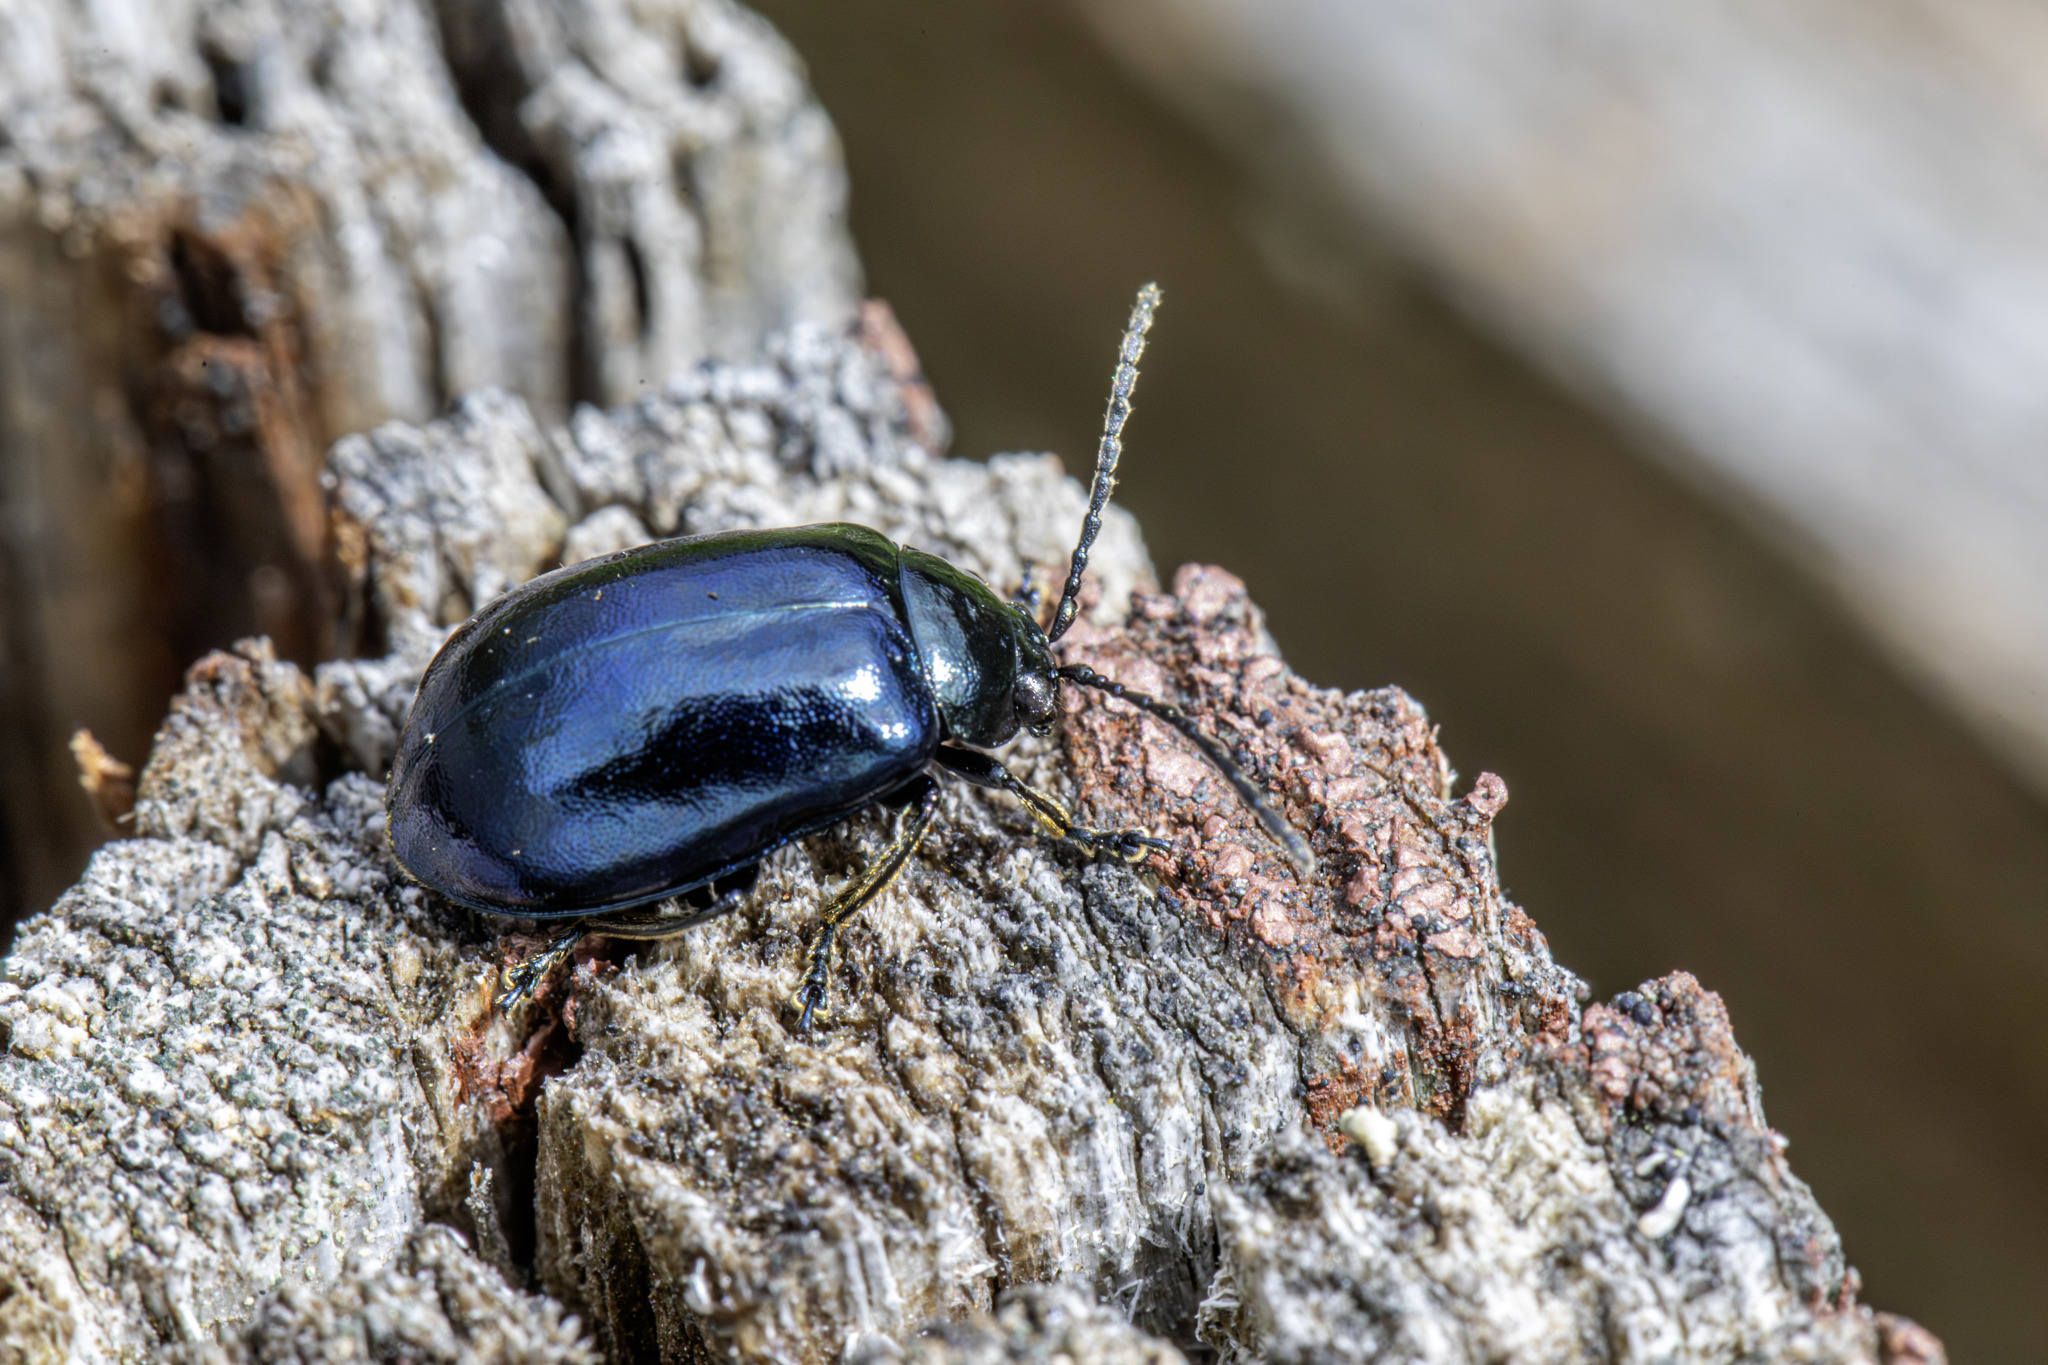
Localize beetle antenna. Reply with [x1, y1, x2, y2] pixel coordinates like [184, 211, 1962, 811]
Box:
[1056, 663, 1316, 881]
[1046, 284, 1161, 643]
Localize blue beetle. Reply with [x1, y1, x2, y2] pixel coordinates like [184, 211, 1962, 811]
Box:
[387, 286, 1312, 1026]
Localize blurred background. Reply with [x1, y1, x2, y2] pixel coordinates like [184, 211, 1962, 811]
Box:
[3, 0, 2045, 1358]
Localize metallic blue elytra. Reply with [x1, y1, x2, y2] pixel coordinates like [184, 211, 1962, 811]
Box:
[386, 285, 1315, 1026]
[388, 524, 1047, 916]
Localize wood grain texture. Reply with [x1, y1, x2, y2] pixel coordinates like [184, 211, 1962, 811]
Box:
[0, 328, 1935, 1362]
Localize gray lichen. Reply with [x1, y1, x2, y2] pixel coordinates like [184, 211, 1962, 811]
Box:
[0, 321, 1939, 1363]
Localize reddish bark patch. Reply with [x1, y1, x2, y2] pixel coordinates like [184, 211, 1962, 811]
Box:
[1579, 970, 1759, 1131]
[1302, 1062, 1379, 1153]
[1057, 564, 1579, 1130]
[859, 298, 947, 453]
[118, 186, 346, 675]
[449, 936, 602, 1125]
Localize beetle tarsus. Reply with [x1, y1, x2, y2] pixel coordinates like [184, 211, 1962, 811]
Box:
[495, 924, 585, 1012]
[1113, 831, 1175, 861]
[932, 744, 1174, 866]
[794, 776, 944, 1032]
[797, 941, 834, 1031]
[1066, 824, 1173, 864]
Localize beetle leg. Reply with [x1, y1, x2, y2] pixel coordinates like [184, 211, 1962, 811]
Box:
[496, 924, 585, 1011]
[1013, 559, 1044, 618]
[931, 744, 1172, 863]
[497, 868, 761, 1015]
[798, 775, 943, 1031]
[585, 865, 761, 939]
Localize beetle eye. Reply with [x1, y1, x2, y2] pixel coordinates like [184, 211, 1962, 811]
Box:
[1013, 671, 1059, 731]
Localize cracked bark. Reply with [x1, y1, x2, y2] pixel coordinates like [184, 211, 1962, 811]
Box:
[0, 327, 1944, 1362]
[0, 1, 1946, 1361]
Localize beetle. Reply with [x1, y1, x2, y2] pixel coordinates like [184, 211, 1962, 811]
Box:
[386, 284, 1313, 1027]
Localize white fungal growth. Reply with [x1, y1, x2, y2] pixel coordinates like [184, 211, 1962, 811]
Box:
[1637, 1174, 1692, 1240]
[1338, 1105, 1401, 1171]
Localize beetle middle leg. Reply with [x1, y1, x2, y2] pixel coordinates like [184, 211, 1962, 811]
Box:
[932, 743, 1171, 863]
[588, 865, 761, 939]
[798, 775, 944, 1031]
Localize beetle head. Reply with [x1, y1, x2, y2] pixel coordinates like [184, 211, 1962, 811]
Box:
[1010, 624, 1060, 735]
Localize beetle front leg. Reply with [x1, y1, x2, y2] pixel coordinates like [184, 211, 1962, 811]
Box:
[932, 744, 1172, 863]
[798, 775, 944, 1031]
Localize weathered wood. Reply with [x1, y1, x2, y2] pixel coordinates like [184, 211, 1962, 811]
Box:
[0, 0, 859, 920]
[0, 1, 1947, 1360]
[0, 325, 1939, 1361]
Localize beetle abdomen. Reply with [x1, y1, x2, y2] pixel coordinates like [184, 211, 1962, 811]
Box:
[389, 529, 941, 916]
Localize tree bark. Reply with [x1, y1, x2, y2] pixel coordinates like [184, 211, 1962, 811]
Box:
[0, 328, 1940, 1362]
[0, 1, 1945, 1361]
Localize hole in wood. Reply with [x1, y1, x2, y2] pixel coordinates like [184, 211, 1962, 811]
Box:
[168, 231, 254, 339]
[202, 45, 251, 127]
